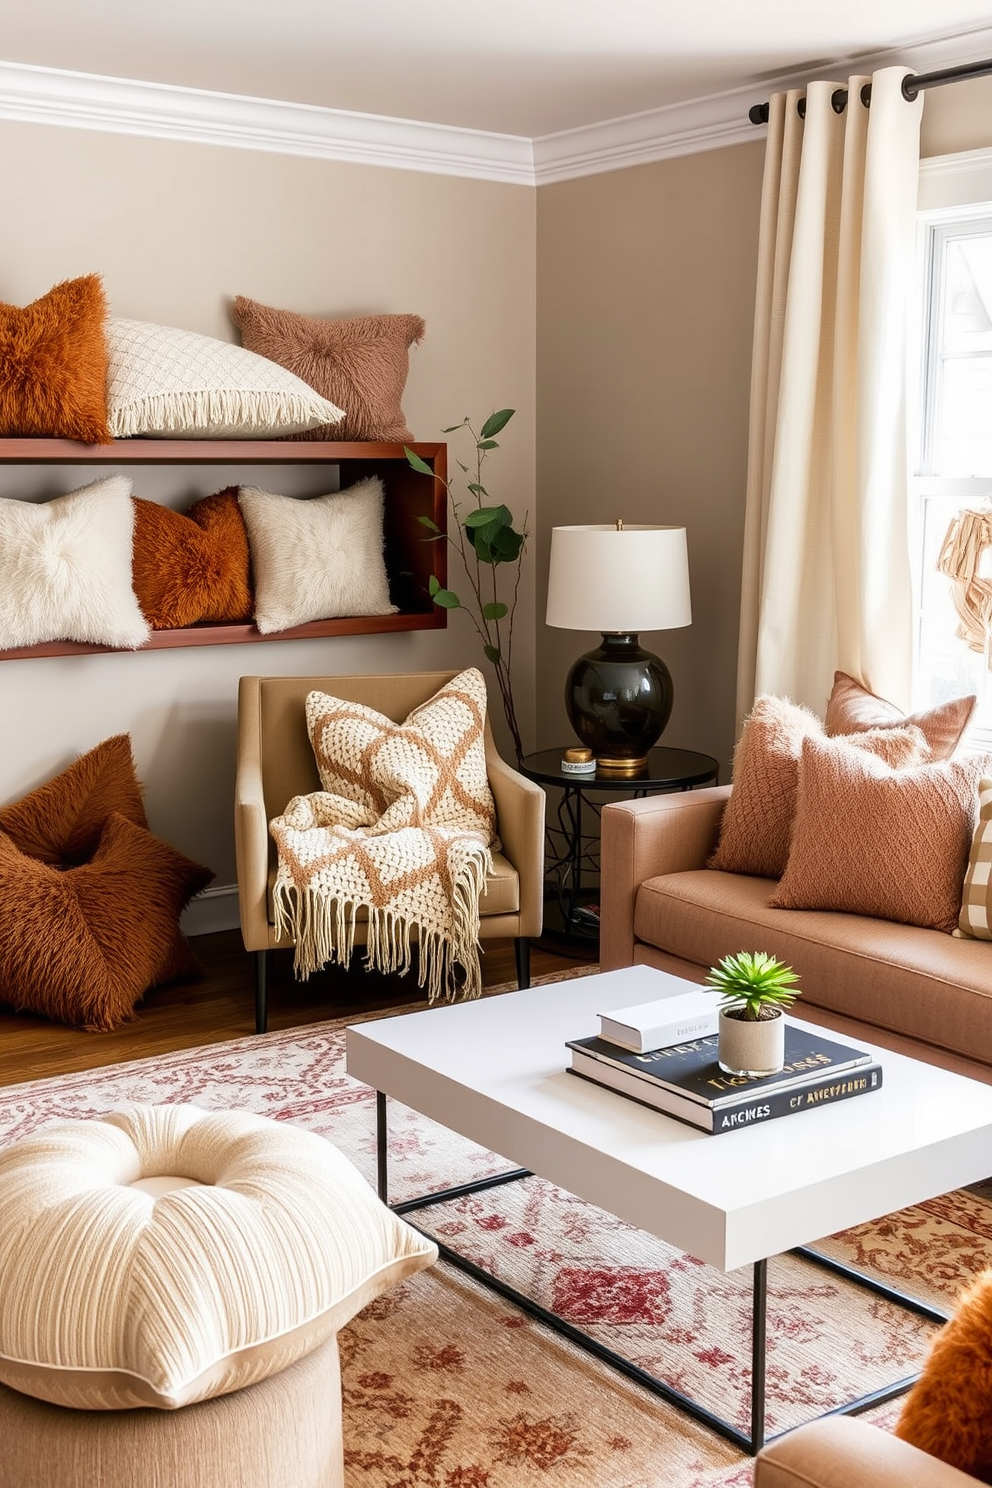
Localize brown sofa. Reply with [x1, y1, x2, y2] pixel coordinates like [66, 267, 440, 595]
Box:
[754, 1417, 978, 1487]
[599, 786, 992, 1083]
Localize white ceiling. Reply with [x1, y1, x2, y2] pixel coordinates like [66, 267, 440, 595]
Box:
[4, 0, 992, 138]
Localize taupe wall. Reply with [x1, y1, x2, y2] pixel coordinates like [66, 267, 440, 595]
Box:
[535, 143, 766, 778]
[0, 121, 536, 890]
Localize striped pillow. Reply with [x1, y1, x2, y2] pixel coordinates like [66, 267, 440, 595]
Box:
[957, 777, 992, 940]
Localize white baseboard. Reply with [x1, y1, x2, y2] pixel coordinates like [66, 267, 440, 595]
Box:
[182, 883, 241, 938]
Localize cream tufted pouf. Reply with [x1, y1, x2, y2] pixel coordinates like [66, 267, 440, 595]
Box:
[0, 1105, 436, 1414]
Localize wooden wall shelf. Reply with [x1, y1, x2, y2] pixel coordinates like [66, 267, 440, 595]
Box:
[0, 438, 448, 660]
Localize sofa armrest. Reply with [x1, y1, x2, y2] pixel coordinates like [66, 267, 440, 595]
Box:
[599, 785, 731, 971]
[485, 737, 546, 938]
[755, 1417, 978, 1488]
[235, 677, 272, 954]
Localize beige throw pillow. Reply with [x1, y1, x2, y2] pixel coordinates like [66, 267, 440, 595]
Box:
[957, 777, 992, 940]
[238, 477, 396, 634]
[708, 695, 931, 880]
[770, 735, 992, 931]
[824, 671, 976, 761]
[106, 319, 346, 438]
[0, 1105, 436, 1410]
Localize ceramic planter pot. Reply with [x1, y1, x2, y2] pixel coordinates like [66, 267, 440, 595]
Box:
[718, 1007, 785, 1077]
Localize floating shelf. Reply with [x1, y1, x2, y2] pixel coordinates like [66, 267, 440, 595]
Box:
[0, 438, 448, 660]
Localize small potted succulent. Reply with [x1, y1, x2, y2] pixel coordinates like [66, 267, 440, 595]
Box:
[704, 950, 801, 1077]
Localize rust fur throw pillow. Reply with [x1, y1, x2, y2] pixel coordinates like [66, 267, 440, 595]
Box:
[131, 488, 253, 630]
[0, 275, 112, 444]
[896, 1267, 992, 1483]
[0, 814, 212, 1031]
[0, 734, 146, 866]
[232, 295, 424, 442]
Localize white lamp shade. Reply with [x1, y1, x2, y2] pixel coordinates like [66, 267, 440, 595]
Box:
[545, 524, 691, 633]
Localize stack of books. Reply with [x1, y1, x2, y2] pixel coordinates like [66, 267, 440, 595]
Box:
[566, 1019, 883, 1135]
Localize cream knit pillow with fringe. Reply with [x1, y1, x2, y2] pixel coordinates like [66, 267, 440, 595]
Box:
[0, 1105, 436, 1411]
[106, 319, 345, 438]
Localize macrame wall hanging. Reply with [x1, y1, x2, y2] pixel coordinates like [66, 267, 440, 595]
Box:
[937, 505, 992, 662]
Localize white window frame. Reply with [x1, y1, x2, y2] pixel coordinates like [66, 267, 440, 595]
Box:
[914, 150, 992, 750]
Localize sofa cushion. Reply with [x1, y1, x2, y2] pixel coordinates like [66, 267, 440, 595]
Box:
[770, 736, 990, 932]
[632, 868, 992, 1068]
[824, 670, 976, 760]
[709, 695, 930, 880]
[958, 777, 992, 942]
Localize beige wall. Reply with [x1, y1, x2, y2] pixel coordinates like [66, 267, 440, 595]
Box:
[0, 121, 536, 895]
[535, 143, 766, 779]
[921, 76, 992, 157]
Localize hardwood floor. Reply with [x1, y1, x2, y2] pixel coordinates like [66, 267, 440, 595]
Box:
[0, 932, 596, 1087]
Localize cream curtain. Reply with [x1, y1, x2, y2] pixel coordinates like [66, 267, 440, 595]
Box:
[736, 67, 924, 722]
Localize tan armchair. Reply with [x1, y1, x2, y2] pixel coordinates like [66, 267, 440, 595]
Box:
[754, 1416, 978, 1487]
[236, 671, 545, 1032]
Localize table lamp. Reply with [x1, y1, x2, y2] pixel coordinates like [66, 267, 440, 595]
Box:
[546, 522, 691, 774]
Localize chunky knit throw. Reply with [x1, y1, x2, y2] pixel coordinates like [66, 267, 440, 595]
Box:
[270, 670, 496, 1001]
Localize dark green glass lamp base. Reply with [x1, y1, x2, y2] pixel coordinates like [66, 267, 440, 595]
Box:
[564, 632, 674, 773]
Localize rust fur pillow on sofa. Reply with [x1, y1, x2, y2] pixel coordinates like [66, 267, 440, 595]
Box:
[0, 814, 213, 1030]
[896, 1267, 992, 1483]
[0, 274, 112, 444]
[232, 295, 424, 442]
[131, 489, 253, 630]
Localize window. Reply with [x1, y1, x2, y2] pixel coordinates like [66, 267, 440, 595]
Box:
[914, 161, 992, 749]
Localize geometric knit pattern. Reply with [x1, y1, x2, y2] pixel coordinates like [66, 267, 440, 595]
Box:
[957, 777, 992, 940]
[709, 694, 932, 881]
[270, 668, 496, 1001]
[770, 735, 992, 932]
[105, 318, 345, 439]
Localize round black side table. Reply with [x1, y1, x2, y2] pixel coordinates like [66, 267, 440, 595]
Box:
[519, 746, 720, 951]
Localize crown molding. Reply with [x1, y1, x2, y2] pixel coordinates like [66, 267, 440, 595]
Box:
[2, 21, 992, 189]
[0, 61, 535, 184]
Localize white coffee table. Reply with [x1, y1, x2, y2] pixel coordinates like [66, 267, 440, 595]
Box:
[346, 966, 992, 1453]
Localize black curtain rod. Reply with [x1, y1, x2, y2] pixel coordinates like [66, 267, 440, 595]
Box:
[748, 55, 992, 125]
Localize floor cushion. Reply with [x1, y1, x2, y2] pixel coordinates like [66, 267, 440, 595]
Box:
[0, 734, 146, 866]
[0, 1105, 437, 1410]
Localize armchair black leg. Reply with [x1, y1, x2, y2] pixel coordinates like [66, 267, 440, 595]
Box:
[255, 949, 269, 1035]
[514, 937, 531, 990]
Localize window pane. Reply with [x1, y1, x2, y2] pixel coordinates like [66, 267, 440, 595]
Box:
[936, 357, 992, 475]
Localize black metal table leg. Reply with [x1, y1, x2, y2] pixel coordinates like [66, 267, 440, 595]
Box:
[751, 1259, 768, 1453]
[376, 1090, 388, 1203]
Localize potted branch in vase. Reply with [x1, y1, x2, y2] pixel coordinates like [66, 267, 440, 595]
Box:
[705, 951, 801, 1077]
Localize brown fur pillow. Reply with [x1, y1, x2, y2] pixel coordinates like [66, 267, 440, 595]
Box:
[232, 295, 424, 442]
[0, 275, 112, 444]
[131, 488, 253, 630]
[0, 815, 212, 1031]
[0, 734, 146, 866]
[896, 1267, 992, 1482]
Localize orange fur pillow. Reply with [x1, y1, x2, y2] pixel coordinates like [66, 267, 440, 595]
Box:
[896, 1267, 992, 1483]
[232, 295, 424, 442]
[0, 734, 146, 866]
[0, 275, 112, 444]
[131, 488, 253, 630]
[0, 814, 212, 1031]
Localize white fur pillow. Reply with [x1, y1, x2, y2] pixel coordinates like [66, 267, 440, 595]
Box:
[238, 477, 397, 634]
[106, 319, 346, 438]
[0, 475, 150, 650]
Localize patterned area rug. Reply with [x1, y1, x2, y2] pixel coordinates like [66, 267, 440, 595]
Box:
[1, 1006, 990, 1487]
